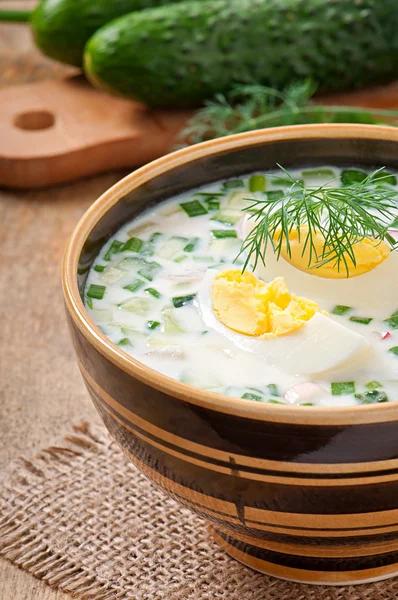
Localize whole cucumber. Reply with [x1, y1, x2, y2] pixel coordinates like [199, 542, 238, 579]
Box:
[31, 0, 192, 67]
[84, 0, 398, 108]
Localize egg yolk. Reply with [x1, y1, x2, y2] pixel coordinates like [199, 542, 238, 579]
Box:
[278, 227, 390, 279]
[212, 269, 324, 338]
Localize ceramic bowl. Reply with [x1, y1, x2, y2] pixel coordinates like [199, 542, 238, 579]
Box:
[63, 124, 398, 585]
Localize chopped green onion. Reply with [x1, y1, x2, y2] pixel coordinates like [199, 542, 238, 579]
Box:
[78, 265, 90, 275]
[271, 176, 303, 187]
[349, 316, 373, 325]
[300, 402, 314, 406]
[249, 175, 266, 192]
[87, 284, 106, 299]
[183, 238, 199, 252]
[86, 296, 93, 309]
[145, 287, 161, 298]
[180, 200, 208, 217]
[331, 382, 355, 396]
[138, 261, 161, 281]
[174, 255, 188, 263]
[205, 199, 220, 211]
[365, 381, 383, 390]
[373, 169, 397, 186]
[104, 240, 123, 260]
[201, 330, 208, 335]
[147, 320, 161, 330]
[267, 383, 279, 396]
[242, 392, 263, 401]
[384, 314, 398, 330]
[301, 168, 336, 178]
[355, 390, 388, 404]
[341, 169, 367, 186]
[268, 399, 285, 404]
[94, 264, 106, 273]
[123, 280, 144, 293]
[389, 346, 398, 356]
[223, 179, 244, 189]
[149, 232, 163, 243]
[122, 237, 143, 252]
[211, 230, 237, 239]
[172, 294, 196, 308]
[331, 305, 352, 316]
[265, 190, 283, 201]
[118, 337, 131, 346]
[211, 210, 241, 225]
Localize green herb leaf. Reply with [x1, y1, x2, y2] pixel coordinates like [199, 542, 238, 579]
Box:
[349, 316, 373, 325]
[365, 381, 383, 390]
[389, 346, 398, 356]
[180, 200, 208, 217]
[145, 287, 161, 298]
[147, 320, 161, 330]
[172, 295, 196, 308]
[238, 165, 398, 277]
[184, 238, 199, 252]
[123, 280, 144, 293]
[384, 315, 398, 330]
[331, 382, 355, 396]
[355, 390, 388, 404]
[122, 237, 143, 252]
[341, 169, 367, 186]
[93, 264, 106, 273]
[178, 80, 398, 145]
[104, 240, 123, 261]
[87, 284, 106, 300]
[211, 230, 238, 239]
[242, 392, 263, 401]
[267, 383, 279, 396]
[223, 179, 244, 189]
[249, 175, 266, 192]
[331, 305, 352, 316]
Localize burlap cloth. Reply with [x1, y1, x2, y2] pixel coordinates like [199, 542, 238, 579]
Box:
[0, 421, 397, 600]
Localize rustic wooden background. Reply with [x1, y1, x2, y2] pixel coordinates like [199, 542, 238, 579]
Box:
[0, 2, 122, 598]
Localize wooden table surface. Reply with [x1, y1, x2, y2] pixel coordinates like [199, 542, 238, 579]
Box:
[0, 4, 128, 598]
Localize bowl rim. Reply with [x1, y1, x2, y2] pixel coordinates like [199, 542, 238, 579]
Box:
[62, 123, 398, 425]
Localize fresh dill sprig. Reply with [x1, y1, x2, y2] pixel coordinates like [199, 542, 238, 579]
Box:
[179, 80, 398, 144]
[239, 166, 398, 277]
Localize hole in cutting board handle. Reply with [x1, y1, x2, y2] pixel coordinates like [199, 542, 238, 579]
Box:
[14, 110, 55, 131]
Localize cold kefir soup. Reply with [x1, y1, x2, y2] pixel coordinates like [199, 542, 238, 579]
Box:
[85, 167, 398, 407]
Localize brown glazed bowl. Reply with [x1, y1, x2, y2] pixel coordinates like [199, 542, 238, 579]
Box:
[63, 124, 398, 586]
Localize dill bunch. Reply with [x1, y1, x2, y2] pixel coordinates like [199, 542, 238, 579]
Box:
[180, 81, 398, 144]
[239, 166, 398, 277]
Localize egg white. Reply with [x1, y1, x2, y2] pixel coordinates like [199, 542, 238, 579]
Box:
[197, 270, 371, 377]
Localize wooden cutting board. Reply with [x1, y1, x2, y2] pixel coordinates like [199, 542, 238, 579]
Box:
[0, 75, 397, 189]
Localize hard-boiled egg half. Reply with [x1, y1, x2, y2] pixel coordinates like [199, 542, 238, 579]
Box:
[242, 218, 398, 314]
[198, 269, 370, 377]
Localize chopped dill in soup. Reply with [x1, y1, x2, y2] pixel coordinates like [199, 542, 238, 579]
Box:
[85, 167, 398, 407]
